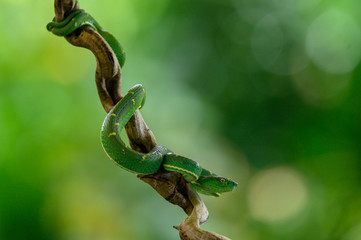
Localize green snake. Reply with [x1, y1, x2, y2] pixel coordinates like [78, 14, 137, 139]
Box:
[47, 10, 238, 196]
[47, 9, 125, 68]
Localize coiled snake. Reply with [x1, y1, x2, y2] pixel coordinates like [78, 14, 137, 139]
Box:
[47, 10, 238, 197]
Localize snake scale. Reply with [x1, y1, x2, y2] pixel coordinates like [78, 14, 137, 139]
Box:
[47, 9, 237, 196]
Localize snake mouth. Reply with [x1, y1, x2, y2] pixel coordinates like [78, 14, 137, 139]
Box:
[220, 180, 238, 192]
[230, 181, 238, 191]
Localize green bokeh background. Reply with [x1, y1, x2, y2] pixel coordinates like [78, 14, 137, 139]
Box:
[1, 0, 361, 239]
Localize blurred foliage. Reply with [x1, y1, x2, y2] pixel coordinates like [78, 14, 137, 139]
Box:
[0, 0, 361, 239]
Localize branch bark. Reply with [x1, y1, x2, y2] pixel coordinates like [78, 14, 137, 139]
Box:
[51, 1, 231, 239]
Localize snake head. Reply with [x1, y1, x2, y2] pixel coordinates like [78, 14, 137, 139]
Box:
[197, 176, 238, 193]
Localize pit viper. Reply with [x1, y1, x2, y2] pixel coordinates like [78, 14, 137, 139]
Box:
[47, 10, 238, 196]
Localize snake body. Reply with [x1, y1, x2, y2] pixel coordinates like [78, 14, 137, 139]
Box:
[47, 10, 125, 68]
[100, 85, 237, 194]
[47, 10, 238, 196]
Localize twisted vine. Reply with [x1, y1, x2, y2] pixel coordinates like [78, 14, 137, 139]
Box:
[49, 1, 231, 239]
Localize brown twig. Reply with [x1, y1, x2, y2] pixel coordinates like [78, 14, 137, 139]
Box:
[50, 1, 231, 239]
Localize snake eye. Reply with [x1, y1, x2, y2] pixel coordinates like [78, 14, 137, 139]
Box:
[220, 178, 226, 184]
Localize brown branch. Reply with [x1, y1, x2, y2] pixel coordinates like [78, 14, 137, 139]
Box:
[51, 1, 231, 239]
[174, 184, 232, 240]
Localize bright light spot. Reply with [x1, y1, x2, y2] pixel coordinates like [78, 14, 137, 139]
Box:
[247, 167, 308, 222]
[306, 10, 361, 74]
[252, 15, 283, 71]
[251, 15, 309, 75]
[269, 0, 321, 11]
[292, 64, 351, 108]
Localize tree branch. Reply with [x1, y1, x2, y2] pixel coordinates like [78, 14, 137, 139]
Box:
[50, 1, 231, 239]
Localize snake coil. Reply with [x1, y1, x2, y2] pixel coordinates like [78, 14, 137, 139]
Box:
[47, 10, 238, 196]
